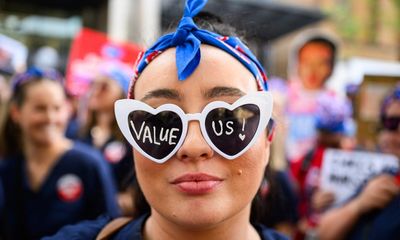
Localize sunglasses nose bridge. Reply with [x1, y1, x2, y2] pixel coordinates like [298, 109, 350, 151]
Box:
[186, 113, 202, 122]
[176, 113, 214, 161]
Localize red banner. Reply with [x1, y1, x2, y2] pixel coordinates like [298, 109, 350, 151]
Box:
[66, 28, 142, 96]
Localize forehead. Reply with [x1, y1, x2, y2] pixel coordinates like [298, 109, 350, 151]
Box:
[24, 80, 65, 102]
[133, 45, 257, 100]
[299, 42, 333, 59]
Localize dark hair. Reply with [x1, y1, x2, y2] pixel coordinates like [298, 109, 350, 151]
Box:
[193, 12, 247, 42]
[0, 67, 65, 157]
[298, 37, 337, 68]
[165, 11, 247, 42]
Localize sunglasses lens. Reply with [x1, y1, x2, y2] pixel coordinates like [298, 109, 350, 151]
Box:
[383, 116, 400, 131]
[205, 104, 260, 156]
[128, 110, 183, 160]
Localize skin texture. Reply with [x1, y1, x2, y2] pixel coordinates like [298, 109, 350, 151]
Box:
[298, 42, 333, 90]
[132, 45, 271, 240]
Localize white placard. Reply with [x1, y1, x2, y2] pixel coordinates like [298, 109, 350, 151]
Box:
[0, 34, 28, 72]
[320, 149, 399, 207]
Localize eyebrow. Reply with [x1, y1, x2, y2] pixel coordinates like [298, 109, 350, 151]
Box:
[140, 88, 182, 101]
[204, 86, 246, 99]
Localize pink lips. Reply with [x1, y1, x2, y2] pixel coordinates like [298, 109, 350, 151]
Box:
[171, 173, 223, 195]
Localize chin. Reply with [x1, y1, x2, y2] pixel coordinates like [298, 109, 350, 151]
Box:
[163, 196, 242, 230]
[33, 134, 62, 147]
[168, 209, 226, 230]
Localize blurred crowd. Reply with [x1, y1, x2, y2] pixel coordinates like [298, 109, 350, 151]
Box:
[0, 26, 399, 240]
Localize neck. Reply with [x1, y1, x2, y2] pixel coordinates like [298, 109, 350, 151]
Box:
[96, 110, 114, 129]
[23, 137, 72, 191]
[143, 204, 260, 240]
[24, 137, 71, 165]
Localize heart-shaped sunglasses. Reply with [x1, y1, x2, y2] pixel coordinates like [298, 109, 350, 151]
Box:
[115, 91, 273, 163]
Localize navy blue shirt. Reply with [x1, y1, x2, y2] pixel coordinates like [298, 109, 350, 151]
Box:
[45, 214, 289, 240]
[260, 170, 299, 228]
[0, 142, 120, 240]
[80, 135, 135, 191]
[0, 177, 4, 218]
[347, 195, 400, 240]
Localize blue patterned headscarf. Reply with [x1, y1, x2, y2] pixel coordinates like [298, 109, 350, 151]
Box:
[129, 0, 268, 98]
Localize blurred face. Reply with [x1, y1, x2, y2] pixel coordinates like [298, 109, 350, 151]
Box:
[88, 77, 124, 112]
[378, 101, 400, 158]
[298, 42, 333, 90]
[11, 80, 69, 146]
[133, 45, 270, 229]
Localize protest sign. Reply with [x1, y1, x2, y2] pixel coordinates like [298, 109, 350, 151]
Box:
[66, 28, 142, 96]
[320, 149, 399, 207]
[0, 34, 28, 74]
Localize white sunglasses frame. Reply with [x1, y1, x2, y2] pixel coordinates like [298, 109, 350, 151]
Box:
[115, 91, 273, 164]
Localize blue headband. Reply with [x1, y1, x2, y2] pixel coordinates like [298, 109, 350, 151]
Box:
[130, 0, 268, 97]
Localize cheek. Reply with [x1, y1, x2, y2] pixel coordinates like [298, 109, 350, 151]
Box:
[22, 111, 42, 126]
[108, 86, 124, 100]
[133, 151, 166, 198]
[317, 64, 331, 77]
[230, 139, 269, 195]
[60, 106, 71, 120]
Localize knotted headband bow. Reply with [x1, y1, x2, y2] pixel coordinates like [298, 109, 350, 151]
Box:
[130, 0, 268, 98]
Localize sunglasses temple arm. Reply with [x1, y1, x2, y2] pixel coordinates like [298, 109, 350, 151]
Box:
[267, 118, 276, 142]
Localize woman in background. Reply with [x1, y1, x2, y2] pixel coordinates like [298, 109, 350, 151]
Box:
[78, 67, 135, 215]
[0, 67, 119, 240]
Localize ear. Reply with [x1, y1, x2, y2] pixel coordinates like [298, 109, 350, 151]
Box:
[9, 103, 21, 124]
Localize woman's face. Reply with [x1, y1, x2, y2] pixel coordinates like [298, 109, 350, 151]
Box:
[11, 80, 69, 146]
[378, 101, 400, 158]
[88, 77, 124, 112]
[298, 42, 333, 90]
[133, 45, 270, 229]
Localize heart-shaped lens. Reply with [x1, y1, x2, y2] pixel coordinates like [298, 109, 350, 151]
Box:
[128, 110, 183, 160]
[205, 104, 260, 156]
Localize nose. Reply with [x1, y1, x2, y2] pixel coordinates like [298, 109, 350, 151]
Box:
[176, 121, 214, 162]
[44, 108, 56, 123]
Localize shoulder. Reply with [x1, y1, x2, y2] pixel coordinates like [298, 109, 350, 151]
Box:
[61, 142, 106, 169]
[0, 155, 20, 170]
[42, 215, 112, 240]
[49, 215, 147, 240]
[349, 195, 400, 240]
[110, 215, 147, 240]
[255, 224, 289, 240]
[68, 141, 104, 161]
[0, 155, 21, 182]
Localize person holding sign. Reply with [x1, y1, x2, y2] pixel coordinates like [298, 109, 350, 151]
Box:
[44, 0, 288, 239]
[290, 93, 354, 239]
[317, 86, 400, 240]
